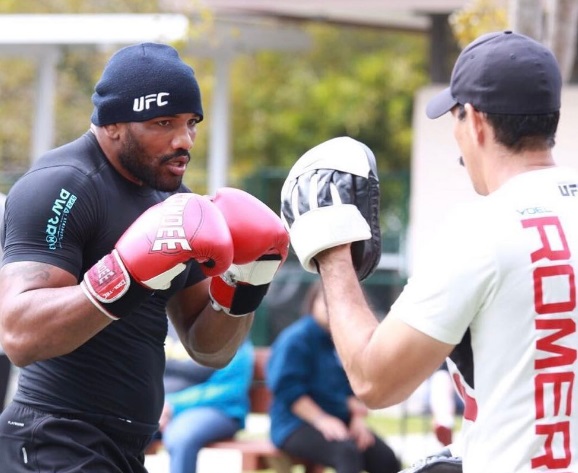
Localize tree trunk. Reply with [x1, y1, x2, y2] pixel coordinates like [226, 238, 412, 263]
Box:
[508, 0, 543, 39]
[545, 0, 578, 82]
[508, 0, 578, 83]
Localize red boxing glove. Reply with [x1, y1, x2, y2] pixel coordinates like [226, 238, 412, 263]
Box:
[82, 193, 234, 320]
[208, 188, 289, 316]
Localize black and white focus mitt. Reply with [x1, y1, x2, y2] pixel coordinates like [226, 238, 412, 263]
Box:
[280, 136, 381, 281]
[400, 450, 463, 473]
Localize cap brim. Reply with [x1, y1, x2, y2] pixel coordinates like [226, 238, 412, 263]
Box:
[425, 87, 457, 119]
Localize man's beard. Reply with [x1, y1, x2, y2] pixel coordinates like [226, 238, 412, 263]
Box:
[118, 130, 190, 192]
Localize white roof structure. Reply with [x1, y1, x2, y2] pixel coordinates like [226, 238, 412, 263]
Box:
[0, 14, 192, 173]
[0, 14, 189, 50]
[195, 0, 468, 30]
[0, 13, 311, 192]
[0, 3, 469, 192]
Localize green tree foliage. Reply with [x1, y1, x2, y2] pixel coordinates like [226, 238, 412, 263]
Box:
[0, 2, 428, 236]
[229, 24, 427, 236]
[0, 58, 36, 181]
[450, 0, 508, 48]
[230, 25, 427, 175]
[0, 0, 160, 190]
[0, 0, 159, 14]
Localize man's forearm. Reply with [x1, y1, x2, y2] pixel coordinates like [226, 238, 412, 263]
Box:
[316, 245, 379, 402]
[186, 306, 253, 368]
[317, 245, 454, 409]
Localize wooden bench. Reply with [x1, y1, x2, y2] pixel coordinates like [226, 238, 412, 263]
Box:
[147, 347, 325, 473]
[203, 347, 325, 473]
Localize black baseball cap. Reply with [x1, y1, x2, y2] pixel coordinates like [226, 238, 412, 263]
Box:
[426, 31, 562, 119]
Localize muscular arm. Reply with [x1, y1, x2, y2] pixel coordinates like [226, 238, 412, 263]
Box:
[316, 244, 454, 409]
[167, 278, 253, 369]
[0, 262, 113, 367]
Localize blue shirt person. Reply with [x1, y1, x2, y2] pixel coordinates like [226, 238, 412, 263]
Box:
[160, 323, 254, 473]
[267, 281, 400, 473]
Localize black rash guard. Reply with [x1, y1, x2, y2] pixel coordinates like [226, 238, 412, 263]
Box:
[2, 131, 205, 433]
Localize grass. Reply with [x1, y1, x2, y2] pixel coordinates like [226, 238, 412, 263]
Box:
[146, 412, 460, 473]
[366, 412, 434, 437]
[248, 412, 457, 473]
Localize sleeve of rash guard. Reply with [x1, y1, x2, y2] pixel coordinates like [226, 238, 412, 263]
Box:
[3, 166, 101, 279]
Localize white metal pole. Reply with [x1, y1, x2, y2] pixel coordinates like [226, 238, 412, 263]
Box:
[207, 52, 232, 194]
[32, 46, 59, 162]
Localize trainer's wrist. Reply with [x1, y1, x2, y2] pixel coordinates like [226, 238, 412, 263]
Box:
[315, 244, 352, 266]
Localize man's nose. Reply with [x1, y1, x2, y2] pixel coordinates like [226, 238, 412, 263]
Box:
[172, 125, 195, 150]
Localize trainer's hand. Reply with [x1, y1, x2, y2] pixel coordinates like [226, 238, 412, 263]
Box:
[281, 136, 382, 281]
[82, 193, 234, 320]
[207, 188, 289, 316]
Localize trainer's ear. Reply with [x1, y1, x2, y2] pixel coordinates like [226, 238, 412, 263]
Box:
[464, 104, 486, 146]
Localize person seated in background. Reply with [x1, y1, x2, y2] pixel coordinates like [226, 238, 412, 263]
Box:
[429, 362, 463, 447]
[158, 321, 255, 473]
[267, 280, 401, 473]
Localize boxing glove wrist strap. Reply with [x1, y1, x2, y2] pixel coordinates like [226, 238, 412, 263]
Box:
[210, 277, 269, 316]
[81, 250, 154, 320]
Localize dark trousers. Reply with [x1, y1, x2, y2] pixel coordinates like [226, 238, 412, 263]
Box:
[0, 402, 153, 473]
[282, 423, 401, 473]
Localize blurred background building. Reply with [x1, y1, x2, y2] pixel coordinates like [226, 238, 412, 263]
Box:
[0, 0, 577, 344]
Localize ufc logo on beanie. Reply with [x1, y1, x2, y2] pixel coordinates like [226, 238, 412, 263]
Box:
[133, 93, 170, 112]
[91, 43, 203, 126]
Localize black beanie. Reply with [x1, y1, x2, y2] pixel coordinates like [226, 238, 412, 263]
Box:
[91, 43, 203, 126]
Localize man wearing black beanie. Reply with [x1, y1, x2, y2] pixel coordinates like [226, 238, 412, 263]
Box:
[0, 42, 288, 472]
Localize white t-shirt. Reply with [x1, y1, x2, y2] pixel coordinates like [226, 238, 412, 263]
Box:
[391, 166, 578, 473]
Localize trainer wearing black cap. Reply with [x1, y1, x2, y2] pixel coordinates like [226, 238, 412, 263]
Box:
[0, 43, 288, 472]
[283, 31, 578, 473]
[426, 30, 561, 118]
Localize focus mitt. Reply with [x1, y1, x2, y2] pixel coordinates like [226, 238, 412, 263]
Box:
[280, 136, 381, 281]
[400, 450, 463, 473]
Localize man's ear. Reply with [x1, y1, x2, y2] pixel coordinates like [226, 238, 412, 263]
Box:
[102, 123, 121, 139]
[465, 104, 486, 146]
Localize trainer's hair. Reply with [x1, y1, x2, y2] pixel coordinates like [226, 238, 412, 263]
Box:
[456, 104, 559, 153]
[486, 111, 559, 152]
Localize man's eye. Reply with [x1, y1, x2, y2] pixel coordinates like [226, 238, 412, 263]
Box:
[158, 120, 170, 127]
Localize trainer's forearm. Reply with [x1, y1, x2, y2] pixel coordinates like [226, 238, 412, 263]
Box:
[318, 245, 452, 408]
[316, 245, 380, 403]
